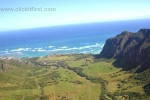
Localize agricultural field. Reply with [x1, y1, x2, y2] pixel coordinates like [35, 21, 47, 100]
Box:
[0, 54, 149, 100]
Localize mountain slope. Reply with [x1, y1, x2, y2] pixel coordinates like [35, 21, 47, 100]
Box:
[100, 29, 150, 71]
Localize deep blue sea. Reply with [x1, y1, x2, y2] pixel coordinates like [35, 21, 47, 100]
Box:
[0, 19, 150, 58]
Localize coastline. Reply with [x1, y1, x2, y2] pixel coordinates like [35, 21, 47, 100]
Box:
[0, 52, 97, 60]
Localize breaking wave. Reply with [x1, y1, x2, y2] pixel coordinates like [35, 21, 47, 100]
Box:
[0, 43, 104, 57]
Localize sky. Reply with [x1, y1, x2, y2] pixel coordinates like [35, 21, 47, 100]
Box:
[0, 0, 150, 31]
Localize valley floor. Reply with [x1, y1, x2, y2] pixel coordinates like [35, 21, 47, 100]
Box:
[0, 54, 149, 100]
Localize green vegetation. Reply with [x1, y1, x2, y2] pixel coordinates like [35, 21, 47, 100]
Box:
[0, 54, 150, 100]
[143, 83, 150, 96]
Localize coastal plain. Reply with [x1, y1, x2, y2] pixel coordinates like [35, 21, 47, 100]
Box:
[0, 54, 147, 100]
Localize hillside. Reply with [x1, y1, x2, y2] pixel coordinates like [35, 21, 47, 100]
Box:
[100, 29, 150, 72]
[1, 29, 150, 100]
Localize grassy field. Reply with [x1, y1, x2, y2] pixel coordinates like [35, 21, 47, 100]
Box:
[0, 54, 148, 100]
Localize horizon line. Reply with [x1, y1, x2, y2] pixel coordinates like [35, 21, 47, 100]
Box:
[0, 17, 150, 32]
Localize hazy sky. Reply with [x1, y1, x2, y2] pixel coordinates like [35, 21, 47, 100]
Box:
[0, 0, 150, 31]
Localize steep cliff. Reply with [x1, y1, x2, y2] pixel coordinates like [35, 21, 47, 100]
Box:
[100, 29, 150, 71]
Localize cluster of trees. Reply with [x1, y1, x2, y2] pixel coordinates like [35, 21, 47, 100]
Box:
[67, 66, 118, 100]
[38, 71, 60, 87]
[34, 69, 47, 76]
[0, 86, 18, 91]
[48, 71, 60, 80]
[38, 60, 67, 68]
[67, 66, 103, 83]
[100, 82, 117, 100]
[39, 95, 49, 100]
[70, 80, 82, 84]
[133, 68, 150, 84]
[67, 67, 85, 77]
[22, 78, 38, 89]
[74, 54, 91, 60]
[56, 61, 67, 67]
[92, 58, 113, 63]
[114, 91, 148, 99]
[143, 83, 150, 96]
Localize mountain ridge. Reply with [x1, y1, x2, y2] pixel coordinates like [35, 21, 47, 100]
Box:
[99, 28, 150, 72]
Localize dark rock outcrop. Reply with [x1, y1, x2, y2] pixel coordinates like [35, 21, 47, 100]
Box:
[100, 29, 150, 71]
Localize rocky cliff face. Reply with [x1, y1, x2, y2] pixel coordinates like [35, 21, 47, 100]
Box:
[100, 29, 150, 71]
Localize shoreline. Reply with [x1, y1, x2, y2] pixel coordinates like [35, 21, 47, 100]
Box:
[0, 52, 99, 60]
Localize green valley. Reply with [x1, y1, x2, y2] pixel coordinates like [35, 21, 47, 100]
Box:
[0, 53, 149, 100]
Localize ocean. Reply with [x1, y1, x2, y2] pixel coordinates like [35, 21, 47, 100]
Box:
[0, 19, 150, 58]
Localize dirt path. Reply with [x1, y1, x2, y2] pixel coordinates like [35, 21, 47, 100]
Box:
[34, 77, 41, 89]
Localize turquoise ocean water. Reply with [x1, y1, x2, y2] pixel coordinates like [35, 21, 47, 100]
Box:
[0, 19, 150, 58]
